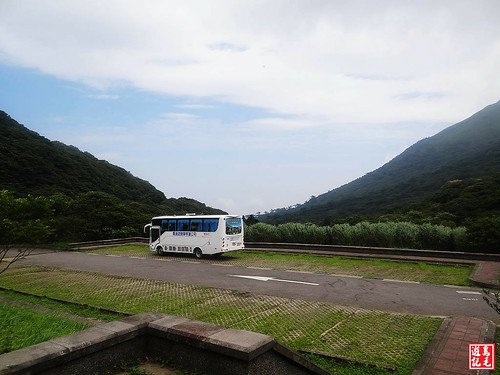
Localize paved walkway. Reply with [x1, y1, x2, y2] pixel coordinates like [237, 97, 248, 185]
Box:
[471, 262, 500, 288]
[413, 316, 496, 375]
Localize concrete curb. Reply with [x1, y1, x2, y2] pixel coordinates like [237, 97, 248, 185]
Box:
[0, 312, 330, 375]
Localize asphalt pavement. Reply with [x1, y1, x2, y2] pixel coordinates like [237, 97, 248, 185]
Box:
[19, 251, 499, 323]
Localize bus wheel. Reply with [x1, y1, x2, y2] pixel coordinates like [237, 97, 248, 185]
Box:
[156, 246, 163, 256]
[193, 248, 203, 259]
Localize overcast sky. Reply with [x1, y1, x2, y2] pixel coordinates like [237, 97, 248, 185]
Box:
[1, 1, 499, 214]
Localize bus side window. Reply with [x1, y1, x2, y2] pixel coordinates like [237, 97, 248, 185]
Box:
[190, 219, 202, 232]
[161, 220, 168, 233]
[203, 219, 219, 232]
[167, 220, 176, 231]
[177, 219, 189, 231]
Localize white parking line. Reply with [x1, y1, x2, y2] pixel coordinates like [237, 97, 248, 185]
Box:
[247, 266, 272, 270]
[213, 263, 234, 267]
[462, 298, 479, 301]
[229, 274, 319, 286]
[285, 270, 314, 274]
[129, 256, 143, 259]
[330, 274, 363, 279]
[105, 254, 120, 257]
[181, 261, 200, 264]
[382, 279, 420, 284]
[456, 291, 482, 295]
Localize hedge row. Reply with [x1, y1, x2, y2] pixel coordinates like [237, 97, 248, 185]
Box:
[244, 221, 468, 251]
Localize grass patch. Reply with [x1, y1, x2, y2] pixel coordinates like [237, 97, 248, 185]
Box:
[0, 264, 441, 375]
[0, 300, 90, 354]
[87, 244, 474, 286]
[0, 289, 123, 321]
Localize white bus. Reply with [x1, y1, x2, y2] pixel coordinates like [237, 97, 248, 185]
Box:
[144, 214, 244, 258]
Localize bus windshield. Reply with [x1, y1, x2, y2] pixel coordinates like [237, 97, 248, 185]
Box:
[226, 218, 242, 235]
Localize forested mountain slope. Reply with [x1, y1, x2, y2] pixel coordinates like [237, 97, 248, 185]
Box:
[263, 100, 500, 224]
[0, 110, 166, 203]
[0, 111, 225, 241]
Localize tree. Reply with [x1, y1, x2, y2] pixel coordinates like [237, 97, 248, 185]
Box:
[244, 215, 259, 226]
[0, 190, 52, 274]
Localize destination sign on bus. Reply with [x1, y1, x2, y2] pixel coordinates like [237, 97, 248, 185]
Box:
[173, 231, 197, 237]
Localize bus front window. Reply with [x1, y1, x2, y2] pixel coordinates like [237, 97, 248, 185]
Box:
[226, 218, 242, 235]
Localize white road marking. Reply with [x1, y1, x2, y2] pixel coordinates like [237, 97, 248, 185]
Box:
[462, 298, 479, 301]
[88, 253, 100, 255]
[129, 256, 143, 259]
[285, 270, 315, 274]
[456, 291, 481, 295]
[213, 264, 234, 267]
[330, 274, 363, 279]
[247, 266, 272, 270]
[382, 279, 420, 284]
[229, 274, 319, 286]
[105, 254, 120, 257]
[181, 260, 200, 264]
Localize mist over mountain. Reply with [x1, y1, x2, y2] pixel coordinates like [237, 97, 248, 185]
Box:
[263, 100, 500, 224]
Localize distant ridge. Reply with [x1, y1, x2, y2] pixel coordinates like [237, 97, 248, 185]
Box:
[263, 100, 500, 224]
[0, 110, 225, 214]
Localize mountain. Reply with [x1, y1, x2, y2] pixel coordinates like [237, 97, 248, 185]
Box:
[0, 110, 225, 214]
[263, 100, 500, 224]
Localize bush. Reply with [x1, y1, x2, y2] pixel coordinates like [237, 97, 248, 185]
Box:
[245, 221, 468, 251]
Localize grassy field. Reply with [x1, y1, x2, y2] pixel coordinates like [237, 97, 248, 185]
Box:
[0, 264, 441, 375]
[0, 289, 123, 354]
[0, 300, 91, 354]
[86, 244, 474, 286]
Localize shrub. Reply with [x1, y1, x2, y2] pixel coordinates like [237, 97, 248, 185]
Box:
[245, 221, 468, 251]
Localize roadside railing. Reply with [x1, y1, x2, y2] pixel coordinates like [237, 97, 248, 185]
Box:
[68, 237, 148, 249]
[245, 242, 500, 262]
[68, 238, 500, 262]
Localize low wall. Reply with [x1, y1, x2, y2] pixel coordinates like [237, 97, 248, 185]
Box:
[0, 313, 329, 375]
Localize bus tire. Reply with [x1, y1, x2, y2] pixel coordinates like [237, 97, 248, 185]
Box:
[193, 248, 203, 259]
[156, 246, 163, 256]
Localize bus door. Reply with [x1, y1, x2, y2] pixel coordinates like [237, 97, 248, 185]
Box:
[150, 227, 160, 249]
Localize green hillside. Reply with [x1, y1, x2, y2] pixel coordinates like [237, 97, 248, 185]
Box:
[0, 111, 166, 202]
[0, 111, 225, 242]
[263, 100, 500, 224]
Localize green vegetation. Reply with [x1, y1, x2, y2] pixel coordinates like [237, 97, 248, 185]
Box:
[262, 101, 500, 252]
[246, 221, 468, 251]
[0, 300, 90, 354]
[0, 188, 222, 243]
[0, 265, 441, 374]
[0, 110, 225, 243]
[0, 289, 123, 321]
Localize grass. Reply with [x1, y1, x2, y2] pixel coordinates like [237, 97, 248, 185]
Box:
[0, 264, 441, 375]
[0, 300, 91, 354]
[0, 289, 124, 321]
[85, 244, 474, 286]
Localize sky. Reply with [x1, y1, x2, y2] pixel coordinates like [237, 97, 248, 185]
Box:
[1, 1, 499, 214]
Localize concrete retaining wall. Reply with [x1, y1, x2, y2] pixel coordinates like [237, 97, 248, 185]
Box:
[0, 313, 329, 375]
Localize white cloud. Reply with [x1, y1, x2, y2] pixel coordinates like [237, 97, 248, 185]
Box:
[1, 1, 499, 213]
[0, 0, 499, 125]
